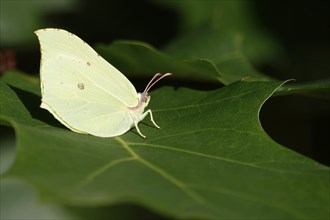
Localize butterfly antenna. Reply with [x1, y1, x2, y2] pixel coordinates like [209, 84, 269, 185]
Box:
[143, 73, 162, 93]
[143, 73, 172, 94]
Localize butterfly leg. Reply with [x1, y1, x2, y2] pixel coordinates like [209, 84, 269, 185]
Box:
[134, 121, 146, 138]
[141, 109, 160, 128]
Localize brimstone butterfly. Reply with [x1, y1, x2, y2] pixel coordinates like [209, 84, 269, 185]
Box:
[35, 28, 171, 138]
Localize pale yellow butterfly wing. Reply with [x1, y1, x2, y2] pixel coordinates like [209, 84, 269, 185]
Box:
[35, 28, 138, 137]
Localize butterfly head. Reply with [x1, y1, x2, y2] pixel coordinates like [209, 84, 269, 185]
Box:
[139, 92, 151, 107]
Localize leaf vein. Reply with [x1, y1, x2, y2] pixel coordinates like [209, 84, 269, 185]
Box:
[131, 143, 320, 175]
[115, 137, 216, 211]
[77, 157, 137, 188]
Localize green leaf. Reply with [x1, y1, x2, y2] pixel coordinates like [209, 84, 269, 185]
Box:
[0, 73, 44, 127]
[163, 29, 272, 84]
[1, 70, 40, 96]
[275, 78, 330, 100]
[95, 41, 221, 83]
[1, 72, 329, 219]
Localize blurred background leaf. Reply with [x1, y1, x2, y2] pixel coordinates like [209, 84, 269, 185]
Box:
[0, 0, 77, 48]
[156, 0, 284, 65]
[1, 178, 76, 220]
